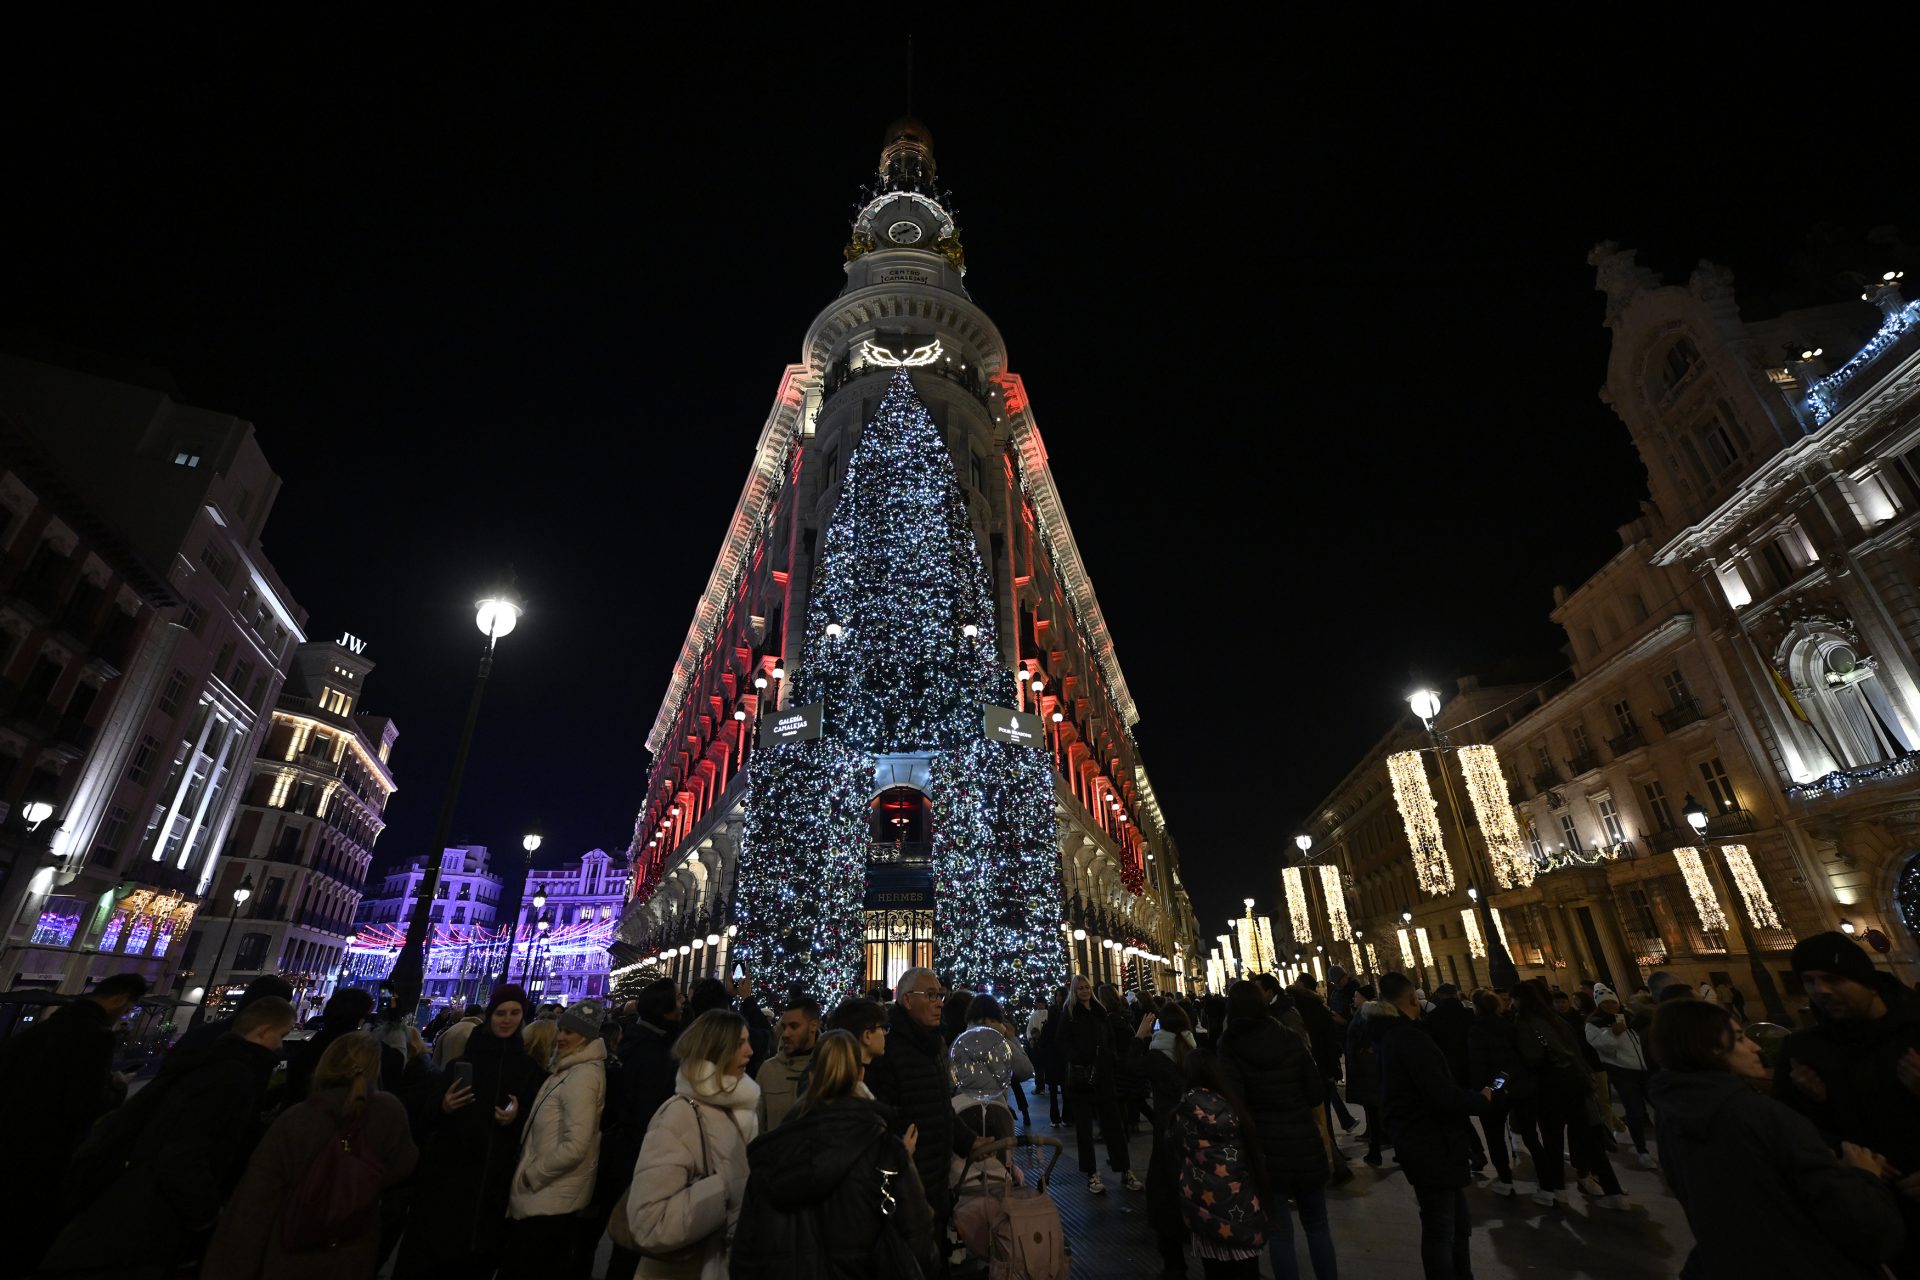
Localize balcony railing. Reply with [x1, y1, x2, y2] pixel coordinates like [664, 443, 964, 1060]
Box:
[1566, 750, 1600, 776]
[1656, 698, 1704, 733]
[867, 840, 931, 866]
[1607, 727, 1646, 756]
[1704, 808, 1758, 838]
[1649, 828, 1691, 854]
[1531, 768, 1561, 794]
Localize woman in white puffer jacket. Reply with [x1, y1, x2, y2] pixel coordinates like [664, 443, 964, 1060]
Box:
[628, 1008, 761, 1280]
[502, 997, 610, 1276]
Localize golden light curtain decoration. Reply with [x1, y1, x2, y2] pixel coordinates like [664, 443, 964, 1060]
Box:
[1490, 906, 1509, 952]
[1216, 933, 1238, 981]
[1317, 864, 1351, 940]
[1388, 751, 1455, 895]
[1396, 927, 1416, 970]
[1457, 744, 1536, 888]
[1283, 867, 1314, 945]
[1367, 941, 1386, 975]
[1416, 927, 1437, 974]
[1675, 847, 1728, 932]
[1461, 908, 1486, 958]
[1722, 844, 1783, 930]
[1256, 917, 1279, 974]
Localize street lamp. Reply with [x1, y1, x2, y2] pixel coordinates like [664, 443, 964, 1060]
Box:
[1840, 919, 1858, 936]
[389, 580, 523, 1017]
[21, 799, 55, 832]
[1402, 684, 1517, 990]
[1682, 795, 1710, 834]
[190, 873, 254, 1028]
[1294, 833, 1312, 855]
[523, 833, 543, 854]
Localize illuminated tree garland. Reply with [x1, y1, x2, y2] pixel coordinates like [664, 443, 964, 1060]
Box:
[1388, 751, 1455, 895]
[1317, 864, 1351, 940]
[1722, 844, 1783, 931]
[1282, 867, 1314, 946]
[1457, 744, 1535, 888]
[1416, 927, 1436, 975]
[1675, 847, 1729, 932]
[1460, 908, 1486, 958]
[1396, 927, 1416, 971]
[738, 372, 1063, 1006]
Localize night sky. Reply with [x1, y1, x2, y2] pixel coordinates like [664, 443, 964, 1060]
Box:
[9, 24, 1918, 940]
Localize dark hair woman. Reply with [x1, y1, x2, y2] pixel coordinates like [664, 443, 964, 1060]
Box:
[1173, 1047, 1273, 1278]
[1465, 988, 1546, 1198]
[1651, 1000, 1902, 1279]
[1218, 981, 1334, 1280]
[394, 985, 546, 1278]
[1134, 998, 1196, 1276]
[1511, 978, 1623, 1210]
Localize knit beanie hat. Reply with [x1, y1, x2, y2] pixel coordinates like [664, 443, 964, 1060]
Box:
[1592, 983, 1618, 1005]
[1790, 931, 1876, 984]
[558, 997, 608, 1041]
[486, 984, 530, 1018]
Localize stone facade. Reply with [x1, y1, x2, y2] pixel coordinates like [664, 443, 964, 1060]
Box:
[179, 637, 396, 1016]
[0, 354, 305, 997]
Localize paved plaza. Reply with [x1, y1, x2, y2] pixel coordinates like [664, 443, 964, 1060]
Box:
[1024, 1082, 1695, 1279]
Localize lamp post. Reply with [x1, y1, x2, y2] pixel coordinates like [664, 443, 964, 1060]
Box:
[496, 832, 543, 984]
[1682, 796, 1788, 1021]
[1407, 686, 1519, 989]
[190, 873, 254, 1028]
[1354, 928, 1369, 980]
[516, 888, 548, 984]
[389, 585, 523, 1018]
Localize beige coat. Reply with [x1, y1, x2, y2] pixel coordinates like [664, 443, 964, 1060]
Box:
[755, 1046, 811, 1130]
[508, 1037, 607, 1219]
[628, 1066, 760, 1280]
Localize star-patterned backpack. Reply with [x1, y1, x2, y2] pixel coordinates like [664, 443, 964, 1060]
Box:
[1172, 1086, 1271, 1254]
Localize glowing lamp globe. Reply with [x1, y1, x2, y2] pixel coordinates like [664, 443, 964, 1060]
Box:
[1408, 688, 1443, 722]
[522, 833, 542, 853]
[1294, 833, 1312, 853]
[475, 594, 523, 640]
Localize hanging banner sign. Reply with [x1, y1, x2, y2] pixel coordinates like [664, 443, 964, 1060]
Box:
[759, 703, 823, 747]
[982, 704, 1045, 748]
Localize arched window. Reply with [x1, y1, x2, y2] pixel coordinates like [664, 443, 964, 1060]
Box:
[1897, 852, 1920, 942]
[1649, 337, 1701, 400]
[869, 786, 930, 847]
[1791, 635, 1917, 768]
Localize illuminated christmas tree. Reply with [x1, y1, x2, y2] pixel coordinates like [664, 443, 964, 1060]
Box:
[736, 372, 1064, 1008]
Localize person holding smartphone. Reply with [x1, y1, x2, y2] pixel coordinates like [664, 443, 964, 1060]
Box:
[395, 984, 545, 1279]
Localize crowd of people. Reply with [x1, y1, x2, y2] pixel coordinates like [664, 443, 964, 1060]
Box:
[2, 925, 1919, 1278]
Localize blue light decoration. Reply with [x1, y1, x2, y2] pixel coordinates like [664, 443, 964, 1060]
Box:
[735, 372, 1066, 1009]
[1805, 299, 1920, 425]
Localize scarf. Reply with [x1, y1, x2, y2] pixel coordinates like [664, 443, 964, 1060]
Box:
[1150, 1029, 1196, 1059]
[678, 1061, 762, 1146]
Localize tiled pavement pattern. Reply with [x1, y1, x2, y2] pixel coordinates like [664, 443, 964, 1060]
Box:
[1013, 1081, 1699, 1279]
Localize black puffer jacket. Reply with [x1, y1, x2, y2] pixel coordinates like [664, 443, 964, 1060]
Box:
[1060, 997, 1116, 1072]
[1218, 1015, 1328, 1191]
[600, 1016, 679, 1201]
[731, 1095, 934, 1279]
[1423, 998, 1473, 1088]
[1656, 1068, 1904, 1280]
[46, 1033, 281, 1274]
[1376, 1011, 1487, 1189]
[1465, 1008, 1522, 1094]
[862, 1005, 952, 1223]
[1293, 987, 1343, 1080]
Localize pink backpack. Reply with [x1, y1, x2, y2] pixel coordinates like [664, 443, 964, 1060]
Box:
[953, 1135, 1067, 1280]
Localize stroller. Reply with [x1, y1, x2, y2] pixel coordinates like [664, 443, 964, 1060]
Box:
[951, 1133, 1068, 1280]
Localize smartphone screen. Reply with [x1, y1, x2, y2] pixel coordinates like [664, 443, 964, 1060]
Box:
[1491, 1073, 1508, 1091]
[451, 1061, 475, 1091]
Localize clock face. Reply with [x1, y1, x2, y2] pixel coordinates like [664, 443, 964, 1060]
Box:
[886, 219, 924, 245]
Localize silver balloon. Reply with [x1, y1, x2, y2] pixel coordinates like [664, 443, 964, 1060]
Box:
[950, 1025, 1014, 1102]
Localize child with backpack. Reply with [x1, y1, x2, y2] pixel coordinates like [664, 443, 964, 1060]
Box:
[1171, 1048, 1273, 1279]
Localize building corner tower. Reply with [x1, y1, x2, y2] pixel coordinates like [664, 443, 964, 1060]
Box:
[616, 120, 1202, 1004]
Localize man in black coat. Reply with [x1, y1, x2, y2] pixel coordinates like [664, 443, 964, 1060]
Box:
[1422, 984, 1485, 1169]
[1376, 972, 1491, 1280]
[1775, 930, 1920, 1277]
[864, 967, 955, 1240]
[42, 994, 295, 1279]
[0, 972, 147, 1269]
